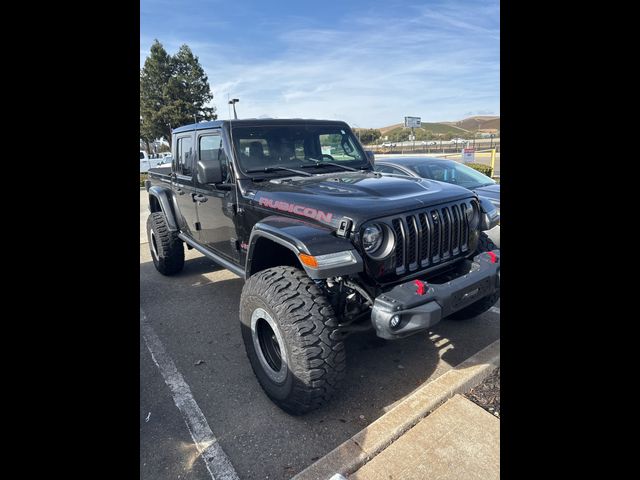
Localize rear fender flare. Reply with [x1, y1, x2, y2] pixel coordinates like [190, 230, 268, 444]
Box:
[148, 186, 179, 231]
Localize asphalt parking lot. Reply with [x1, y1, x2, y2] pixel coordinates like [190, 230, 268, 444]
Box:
[139, 190, 500, 480]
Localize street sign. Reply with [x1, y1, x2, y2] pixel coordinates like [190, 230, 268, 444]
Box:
[404, 116, 421, 128]
[462, 148, 475, 163]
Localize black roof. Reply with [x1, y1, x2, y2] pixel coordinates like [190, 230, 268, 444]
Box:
[172, 118, 350, 134]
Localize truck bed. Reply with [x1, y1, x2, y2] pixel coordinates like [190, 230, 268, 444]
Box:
[147, 166, 173, 186]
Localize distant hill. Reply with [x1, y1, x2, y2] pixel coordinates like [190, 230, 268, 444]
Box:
[383, 122, 469, 137]
[379, 123, 403, 135]
[450, 116, 500, 132]
[376, 116, 500, 134]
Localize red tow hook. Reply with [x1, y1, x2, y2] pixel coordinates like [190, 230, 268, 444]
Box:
[414, 280, 428, 295]
[486, 251, 498, 263]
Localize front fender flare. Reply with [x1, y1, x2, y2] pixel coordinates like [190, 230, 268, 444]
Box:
[246, 216, 363, 280]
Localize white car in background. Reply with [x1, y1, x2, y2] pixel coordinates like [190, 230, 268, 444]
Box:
[421, 140, 438, 146]
[140, 151, 169, 173]
[450, 138, 468, 145]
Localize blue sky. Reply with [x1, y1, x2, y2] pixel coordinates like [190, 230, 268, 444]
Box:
[140, 0, 499, 128]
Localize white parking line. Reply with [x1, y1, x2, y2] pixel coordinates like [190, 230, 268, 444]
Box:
[490, 306, 500, 314]
[141, 309, 239, 480]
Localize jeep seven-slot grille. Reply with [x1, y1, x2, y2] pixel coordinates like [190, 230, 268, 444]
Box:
[393, 201, 473, 275]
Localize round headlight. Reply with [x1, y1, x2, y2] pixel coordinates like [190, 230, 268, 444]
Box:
[362, 224, 383, 253]
[467, 201, 480, 230]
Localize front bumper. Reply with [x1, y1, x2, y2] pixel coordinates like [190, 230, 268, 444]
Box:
[370, 250, 500, 339]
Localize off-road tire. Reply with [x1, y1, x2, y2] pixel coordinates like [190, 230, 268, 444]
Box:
[147, 212, 184, 275]
[240, 266, 346, 414]
[448, 232, 499, 320]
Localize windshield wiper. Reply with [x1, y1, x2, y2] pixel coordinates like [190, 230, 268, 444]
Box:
[301, 157, 359, 172]
[245, 166, 312, 177]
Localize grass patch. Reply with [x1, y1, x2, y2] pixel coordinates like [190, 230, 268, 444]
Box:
[140, 173, 148, 187]
[384, 123, 469, 142]
[466, 163, 493, 177]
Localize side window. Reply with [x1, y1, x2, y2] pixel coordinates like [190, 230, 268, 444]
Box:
[177, 137, 194, 176]
[199, 135, 219, 161]
[199, 134, 232, 183]
[377, 165, 405, 175]
[424, 165, 445, 181]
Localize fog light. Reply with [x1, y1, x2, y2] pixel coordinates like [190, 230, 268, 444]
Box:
[390, 315, 401, 329]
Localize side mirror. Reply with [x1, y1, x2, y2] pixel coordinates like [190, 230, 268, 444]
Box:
[365, 150, 375, 164]
[197, 159, 223, 184]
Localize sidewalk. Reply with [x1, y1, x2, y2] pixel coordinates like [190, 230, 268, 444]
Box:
[293, 339, 500, 480]
[350, 395, 499, 479]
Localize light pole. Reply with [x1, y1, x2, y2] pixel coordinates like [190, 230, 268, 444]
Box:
[228, 98, 239, 119]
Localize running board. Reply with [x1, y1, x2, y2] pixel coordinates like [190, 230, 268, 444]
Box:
[178, 233, 245, 278]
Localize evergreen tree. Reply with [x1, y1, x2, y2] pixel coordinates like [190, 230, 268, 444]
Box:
[140, 40, 217, 146]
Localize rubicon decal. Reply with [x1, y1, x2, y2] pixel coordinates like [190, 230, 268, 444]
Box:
[258, 197, 334, 223]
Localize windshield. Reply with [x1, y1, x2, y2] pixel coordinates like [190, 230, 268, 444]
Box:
[411, 160, 495, 189]
[230, 124, 370, 175]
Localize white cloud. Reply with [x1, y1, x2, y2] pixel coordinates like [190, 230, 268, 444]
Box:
[140, 1, 499, 128]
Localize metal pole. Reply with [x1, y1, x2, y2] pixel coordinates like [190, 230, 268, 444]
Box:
[229, 98, 239, 119]
[490, 148, 496, 177]
[412, 127, 415, 152]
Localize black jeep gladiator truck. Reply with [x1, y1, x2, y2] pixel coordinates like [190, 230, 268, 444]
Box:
[145, 119, 500, 414]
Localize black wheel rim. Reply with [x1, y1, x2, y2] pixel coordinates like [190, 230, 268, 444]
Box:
[256, 318, 282, 372]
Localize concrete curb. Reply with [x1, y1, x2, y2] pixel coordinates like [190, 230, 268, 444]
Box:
[292, 339, 500, 480]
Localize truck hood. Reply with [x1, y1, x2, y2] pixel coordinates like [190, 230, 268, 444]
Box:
[473, 183, 500, 205]
[247, 171, 475, 229]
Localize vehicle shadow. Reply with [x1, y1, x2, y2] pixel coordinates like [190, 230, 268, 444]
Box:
[139, 257, 500, 480]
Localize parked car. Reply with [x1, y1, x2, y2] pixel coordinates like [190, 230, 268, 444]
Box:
[381, 141, 396, 148]
[140, 150, 170, 173]
[421, 140, 437, 146]
[145, 119, 500, 414]
[374, 157, 499, 214]
[450, 138, 468, 144]
[374, 157, 500, 246]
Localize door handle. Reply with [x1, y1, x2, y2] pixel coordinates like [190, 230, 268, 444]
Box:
[192, 193, 208, 203]
[176, 188, 185, 195]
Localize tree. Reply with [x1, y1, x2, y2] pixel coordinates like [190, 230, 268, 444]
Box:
[358, 129, 382, 145]
[140, 40, 217, 147]
[140, 117, 154, 154]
